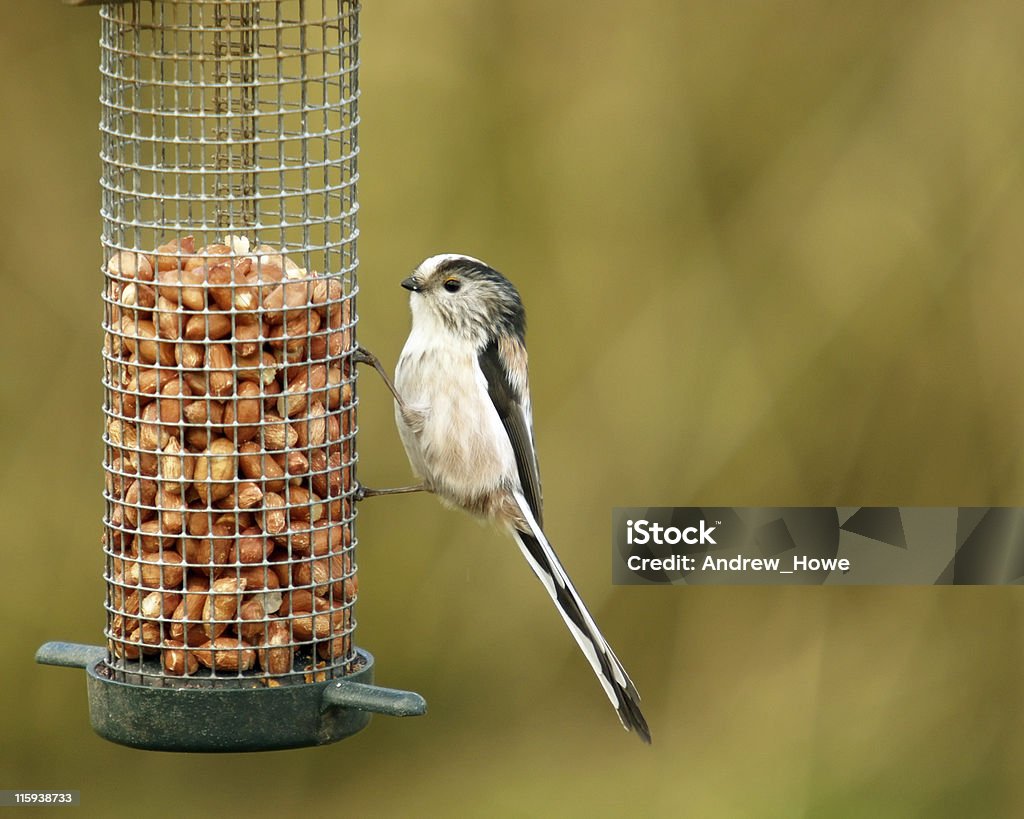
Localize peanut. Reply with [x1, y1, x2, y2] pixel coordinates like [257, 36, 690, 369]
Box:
[235, 350, 278, 385]
[175, 341, 205, 371]
[107, 250, 155, 282]
[291, 597, 347, 641]
[262, 278, 311, 324]
[259, 413, 296, 451]
[238, 565, 282, 591]
[158, 436, 193, 490]
[162, 640, 199, 675]
[205, 344, 234, 396]
[192, 438, 236, 504]
[238, 441, 286, 492]
[232, 319, 263, 357]
[183, 311, 232, 341]
[156, 378, 192, 428]
[293, 401, 327, 448]
[317, 633, 352, 663]
[237, 597, 268, 643]
[156, 266, 206, 311]
[183, 534, 231, 567]
[258, 492, 287, 535]
[135, 520, 176, 553]
[259, 621, 293, 675]
[184, 243, 232, 272]
[222, 381, 261, 443]
[274, 448, 309, 482]
[202, 576, 247, 639]
[208, 259, 258, 312]
[154, 295, 183, 339]
[194, 637, 256, 672]
[218, 481, 263, 511]
[138, 550, 185, 589]
[232, 529, 270, 564]
[170, 590, 207, 644]
[284, 486, 324, 524]
[140, 591, 182, 620]
[154, 236, 195, 271]
[277, 364, 327, 418]
[120, 282, 157, 319]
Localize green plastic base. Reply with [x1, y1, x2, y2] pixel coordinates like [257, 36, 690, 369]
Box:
[37, 642, 426, 752]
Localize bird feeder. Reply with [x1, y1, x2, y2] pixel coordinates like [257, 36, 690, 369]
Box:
[36, 0, 425, 752]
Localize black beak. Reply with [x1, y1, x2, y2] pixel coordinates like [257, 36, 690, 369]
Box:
[400, 277, 420, 292]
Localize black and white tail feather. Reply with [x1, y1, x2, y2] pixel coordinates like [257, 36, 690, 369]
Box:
[509, 490, 651, 743]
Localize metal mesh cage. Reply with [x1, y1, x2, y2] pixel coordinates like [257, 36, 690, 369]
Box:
[99, 0, 360, 688]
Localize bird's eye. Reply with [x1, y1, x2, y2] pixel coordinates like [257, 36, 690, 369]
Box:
[443, 278, 461, 293]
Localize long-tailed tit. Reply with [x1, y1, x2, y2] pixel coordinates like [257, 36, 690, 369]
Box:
[358, 253, 650, 743]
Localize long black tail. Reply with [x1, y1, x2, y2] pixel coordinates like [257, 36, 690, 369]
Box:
[509, 490, 651, 743]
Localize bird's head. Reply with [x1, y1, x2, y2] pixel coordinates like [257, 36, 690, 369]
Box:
[401, 253, 526, 347]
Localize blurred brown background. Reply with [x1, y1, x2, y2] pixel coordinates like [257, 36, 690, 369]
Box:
[4, 1, 1024, 816]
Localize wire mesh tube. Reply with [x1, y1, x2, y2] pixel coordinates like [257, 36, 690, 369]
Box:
[99, 0, 361, 688]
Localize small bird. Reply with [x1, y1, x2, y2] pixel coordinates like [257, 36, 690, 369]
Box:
[357, 253, 650, 742]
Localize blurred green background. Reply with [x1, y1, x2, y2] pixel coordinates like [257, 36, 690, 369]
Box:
[4, 1, 1024, 816]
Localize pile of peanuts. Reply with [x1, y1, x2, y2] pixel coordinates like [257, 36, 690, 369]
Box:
[102, 235, 357, 680]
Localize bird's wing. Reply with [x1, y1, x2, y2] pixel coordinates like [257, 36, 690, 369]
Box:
[478, 336, 544, 526]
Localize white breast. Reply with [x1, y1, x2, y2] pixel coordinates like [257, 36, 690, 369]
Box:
[394, 320, 517, 511]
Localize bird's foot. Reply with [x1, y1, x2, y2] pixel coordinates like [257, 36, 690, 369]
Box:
[354, 483, 428, 502]
[353, 345, 408, 413]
